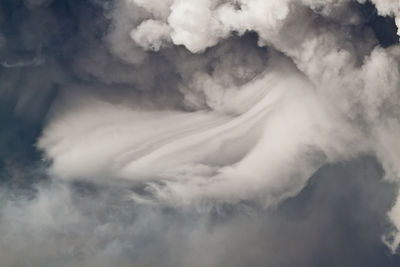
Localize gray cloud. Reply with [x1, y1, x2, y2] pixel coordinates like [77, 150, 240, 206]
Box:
[0, 0, 400, 266]
[1, 157, 399, 267]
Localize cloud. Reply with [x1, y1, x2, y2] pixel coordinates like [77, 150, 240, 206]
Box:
[0, 157, 397, 267]
[38, 54, 368, 208]
[38, 0, 398, 207]
[130, 20, 171, 51]
[1, 0, 400, 265]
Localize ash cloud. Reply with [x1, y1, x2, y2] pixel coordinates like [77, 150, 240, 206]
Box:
[1, 0, 400, 266]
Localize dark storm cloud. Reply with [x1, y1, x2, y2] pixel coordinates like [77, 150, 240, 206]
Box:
[0, 0, 400, 267]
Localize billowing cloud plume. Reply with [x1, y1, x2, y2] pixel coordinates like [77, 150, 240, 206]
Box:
[1, 0, 400, 266]
[37, 0, 400, 243]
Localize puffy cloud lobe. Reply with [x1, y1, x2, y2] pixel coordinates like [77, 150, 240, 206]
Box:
[110, 0, 396, 52]
[131, 20, 171, 51]
[168, 0, 229, 53]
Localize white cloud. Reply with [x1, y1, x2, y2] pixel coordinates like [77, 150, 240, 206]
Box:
[37, 0, 400, 251]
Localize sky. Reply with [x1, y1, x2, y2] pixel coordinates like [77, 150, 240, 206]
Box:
[0, 0, 400, 266]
